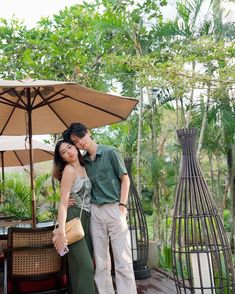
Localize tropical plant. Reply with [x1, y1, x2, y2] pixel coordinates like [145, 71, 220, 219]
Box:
[0, 173, 53, 221]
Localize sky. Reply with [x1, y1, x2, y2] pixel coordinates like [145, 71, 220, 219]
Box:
[0, 0, 178, 28]
[0, 0, 85, 28]
[0, 0, 234, 29]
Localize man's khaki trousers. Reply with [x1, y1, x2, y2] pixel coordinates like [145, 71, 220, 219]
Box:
[91, 203, 137, 294]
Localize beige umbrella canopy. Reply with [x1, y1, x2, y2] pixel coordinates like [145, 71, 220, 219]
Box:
[0, 136, 54, 205]
[0, 79, 138, 134]
[0, 135, 54, 181]
[0, 79, 138, 226]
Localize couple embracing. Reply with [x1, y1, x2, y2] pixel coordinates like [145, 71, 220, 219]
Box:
[52, 122, 137, 294]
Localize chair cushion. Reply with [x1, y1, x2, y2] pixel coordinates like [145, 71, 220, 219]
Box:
[7, 274, 67, 294]
[0, 253, 4, 272]
[0, 253, 4, 265]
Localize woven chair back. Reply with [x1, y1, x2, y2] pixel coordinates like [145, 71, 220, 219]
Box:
[4, 226, 67, 294]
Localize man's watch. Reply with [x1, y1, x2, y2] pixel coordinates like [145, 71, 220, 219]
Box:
[119, 202, 127, 208]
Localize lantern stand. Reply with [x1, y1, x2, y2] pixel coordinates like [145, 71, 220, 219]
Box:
[125, 157, 151, 280]
[171, 128, 235, 293]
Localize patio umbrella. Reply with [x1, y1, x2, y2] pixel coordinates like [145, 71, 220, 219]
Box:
[0, 135, 54, 182]
[0, 79, 138, 226]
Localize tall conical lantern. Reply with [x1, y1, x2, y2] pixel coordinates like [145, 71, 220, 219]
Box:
[125, 157, 151, 279]
[171, 128, 235, 293]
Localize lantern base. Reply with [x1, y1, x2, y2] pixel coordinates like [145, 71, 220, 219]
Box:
[134, 266, 151, 280]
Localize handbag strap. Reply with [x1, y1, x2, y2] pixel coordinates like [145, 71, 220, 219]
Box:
[54, 192, 87, 229]
[79, 192, 86, 219]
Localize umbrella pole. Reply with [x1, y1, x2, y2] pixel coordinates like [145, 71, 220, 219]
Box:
[29, 137, 36, 227]
[27, 91, 37, 227]
[0, 151, 4, 203]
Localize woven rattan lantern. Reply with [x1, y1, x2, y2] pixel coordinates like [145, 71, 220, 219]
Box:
[172, 128, 235, 293]
[125, 157, 151, 279]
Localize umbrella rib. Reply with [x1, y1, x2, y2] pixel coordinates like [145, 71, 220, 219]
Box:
[0, 96, 23, 135]
[13, 88, 28, 108]
[32, 88, 65, 109]
[33, 90, 127, 120]
[0, 96, 26, 110]
[33, 90, 69, 128]
[57, 94, 126, 119]
[30, 87, 38, 106]
[31, 87, 61, 107]
[39, 150, 54, 156]
[13, 151, 25, 166]
[1, 88, 28, 107]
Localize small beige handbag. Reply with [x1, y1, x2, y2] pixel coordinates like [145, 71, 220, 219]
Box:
[64, 217, 84, 245]
[54, 194, 85, 245]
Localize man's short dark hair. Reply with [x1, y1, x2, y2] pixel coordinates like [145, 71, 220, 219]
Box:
[63, 122, 88, 141]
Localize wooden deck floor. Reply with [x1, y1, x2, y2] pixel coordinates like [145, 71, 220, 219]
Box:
[0, 268, 177, 294]
[136, 269, 177, 294]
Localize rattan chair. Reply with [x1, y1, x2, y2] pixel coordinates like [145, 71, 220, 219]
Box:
[3, 225, 67, 294]
[0, 218, 33, 273]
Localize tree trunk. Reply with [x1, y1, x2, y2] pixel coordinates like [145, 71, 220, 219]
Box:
[222, 179, 229, 212]
[228, 146, 235, 253]
[136, 86, 143, 198]
[209, 153, 215, 197]
[185, 62, 195, 128]
[146, 86, 160, 243]
[133, 37, 143, 198]
[197, 64, 212, 158]
[216, 156, 222, 212]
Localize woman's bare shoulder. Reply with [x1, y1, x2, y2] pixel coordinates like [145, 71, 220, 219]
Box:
[63, 164, 76, 178]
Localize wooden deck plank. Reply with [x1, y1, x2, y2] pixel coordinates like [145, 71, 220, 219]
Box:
[0, 268, 177, 294]
[136, 269, 177, 294]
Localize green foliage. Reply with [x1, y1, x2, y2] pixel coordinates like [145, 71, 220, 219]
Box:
[224, 209, 232, 232]
[159, 245, 173, 270]
[141, 188, 153, 215]
[92, 114, 139, 156]
[0, 173, 54, 221]
[0, 177, 31, 219]
[37, 187, 60, 222]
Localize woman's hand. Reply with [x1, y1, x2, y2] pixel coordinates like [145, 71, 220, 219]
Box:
[52, 230, 68, 254]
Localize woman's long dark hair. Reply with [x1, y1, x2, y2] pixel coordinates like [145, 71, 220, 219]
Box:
[53, 139, 84, 181]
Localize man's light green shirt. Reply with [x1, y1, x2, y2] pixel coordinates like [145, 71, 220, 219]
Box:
[83, 144, 127, 205]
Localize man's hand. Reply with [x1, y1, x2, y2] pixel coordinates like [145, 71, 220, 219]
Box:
[68, 198, 76, 207]
[119, 205, 128, 217]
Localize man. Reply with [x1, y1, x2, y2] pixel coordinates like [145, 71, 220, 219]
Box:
[63, 123, 137, 294]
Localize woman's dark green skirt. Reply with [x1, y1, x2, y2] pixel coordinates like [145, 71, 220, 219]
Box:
[66, 206, 95, 294]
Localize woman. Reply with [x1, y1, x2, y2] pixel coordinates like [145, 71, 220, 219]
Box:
[52, 139, 95, 294]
